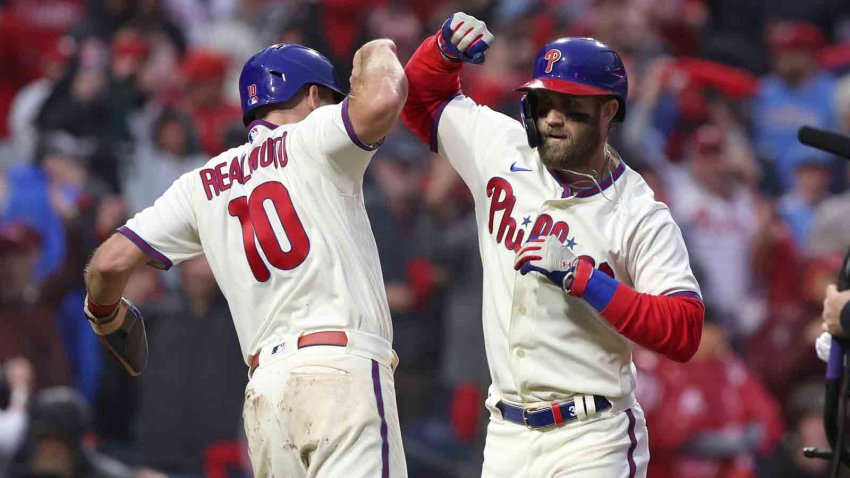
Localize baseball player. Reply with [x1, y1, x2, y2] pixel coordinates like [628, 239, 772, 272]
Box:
[82, 40, 409, 477]
[402, 13, 705, 477]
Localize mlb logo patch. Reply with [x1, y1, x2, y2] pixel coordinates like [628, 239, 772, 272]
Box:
[271, 342, 286, 355]
[247, 83, 259, 105]
[248, 126, 260, 142]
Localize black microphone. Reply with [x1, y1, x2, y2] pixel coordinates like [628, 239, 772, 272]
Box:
[798, 126, 850, 159]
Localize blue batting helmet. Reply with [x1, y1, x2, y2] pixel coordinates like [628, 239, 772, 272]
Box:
[239, 44, 345, 125]
[516, 37, 628, 122]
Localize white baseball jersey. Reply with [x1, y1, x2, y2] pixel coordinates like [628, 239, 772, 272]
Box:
[436, 96, 700, 403]
[120, 100, 393, 363]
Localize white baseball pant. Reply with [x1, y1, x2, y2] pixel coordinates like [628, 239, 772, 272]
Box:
[242, 330, 407, 478]
[482, 398, 649, 477]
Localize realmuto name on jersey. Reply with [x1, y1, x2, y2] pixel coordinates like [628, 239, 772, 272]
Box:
[199, 133, 289, 200]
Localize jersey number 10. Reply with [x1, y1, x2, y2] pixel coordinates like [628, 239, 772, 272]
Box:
[228, 181, 310, 282]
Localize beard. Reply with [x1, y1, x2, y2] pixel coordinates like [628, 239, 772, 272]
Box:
[537, 111, 603, 171]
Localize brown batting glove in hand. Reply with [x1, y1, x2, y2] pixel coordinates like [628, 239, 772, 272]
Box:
[84, 296, 149, 376]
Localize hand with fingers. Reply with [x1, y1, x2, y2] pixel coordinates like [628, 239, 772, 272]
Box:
[437, 12, 494, 64]
[514, 235, 581, 291]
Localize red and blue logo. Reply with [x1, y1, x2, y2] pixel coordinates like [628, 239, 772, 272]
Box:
[543, 49, 562, 74]
[247, 84, 259, 105]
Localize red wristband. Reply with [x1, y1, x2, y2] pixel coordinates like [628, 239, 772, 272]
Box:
[87, 295, 120, 318]
[569, 260, 594, 298]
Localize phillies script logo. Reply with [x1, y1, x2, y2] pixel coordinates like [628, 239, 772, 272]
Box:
[487, 177, 571, 251]
[544, 49, 562, 74]
[487, 177, 615, 277]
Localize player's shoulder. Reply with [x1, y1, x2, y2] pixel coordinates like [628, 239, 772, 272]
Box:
[614, 154, 661, 211]
[283, 102, 344, 146]
[445, 95, 524, 135]
[615, 158, 675, 228]
[293, 102, 342, 130]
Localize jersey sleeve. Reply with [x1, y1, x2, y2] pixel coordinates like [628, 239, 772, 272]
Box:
[289, 100, 378, 194]
[627, 205, 701, 298]
[435, 97, 522, 188]
[119, 170, 203, 270]
[401, 33, 523, 189]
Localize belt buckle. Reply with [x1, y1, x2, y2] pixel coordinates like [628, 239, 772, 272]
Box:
[522, 407, 535, 429]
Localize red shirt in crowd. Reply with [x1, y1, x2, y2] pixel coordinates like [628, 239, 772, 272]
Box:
[635, 347, 784, 478]
[0, 0, 83, 138]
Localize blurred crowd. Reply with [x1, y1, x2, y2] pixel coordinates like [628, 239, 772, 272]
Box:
[1, 0, 850, 477]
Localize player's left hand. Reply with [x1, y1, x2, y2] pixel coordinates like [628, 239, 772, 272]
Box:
[438, 12, 494, 64]
[514, 235, 578, 291]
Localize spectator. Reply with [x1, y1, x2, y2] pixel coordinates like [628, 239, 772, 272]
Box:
[35, 38, 126, 190]
[777, 151, 834, 250]
[131, 0, 187, 55]
[752, 21, 837, 194]
[2, 132, 102, 279]
[761, 381, 830, 478]
[747, 198, 823, 402]
[6, 40, 74, 162]
[0, 3, 848, 476]
[667, 124, 761, 338]
[195, 0, 289, 105]
[635, 317, 784, 478]
[71, 0, 138, 41]
[808, 181, 850, 259]
[9, 387, 134, 478]
[179, 49, 241, 157]
[122, 108, 206, 215]
[134, 257, 245, 478]
[0, 358, 34, 478]
[0, 221, 70, 389]
[0, 0, 85, 139]
[365, 3, 424, 62]
[402, 157, 488, 476]
[160, 0, 239, 46]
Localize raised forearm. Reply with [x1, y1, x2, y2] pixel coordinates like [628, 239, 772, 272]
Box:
[351, 39, 407, 101]
[347, 39, 407, 145]
[401, 35, 464, 150]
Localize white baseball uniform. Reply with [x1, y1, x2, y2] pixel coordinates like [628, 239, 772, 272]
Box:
[119, 99, 406, 478]
[404, 42, 702, 473]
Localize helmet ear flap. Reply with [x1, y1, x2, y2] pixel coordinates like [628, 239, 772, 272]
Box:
[520, 94, 540, 148]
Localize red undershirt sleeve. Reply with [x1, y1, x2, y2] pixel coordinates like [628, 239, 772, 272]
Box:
[401, 32, 463, 153]
[570, 265, 704, 363]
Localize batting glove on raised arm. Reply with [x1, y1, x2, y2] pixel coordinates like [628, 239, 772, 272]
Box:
[437, 12, 494, 64]
[514, 236, 580, 291]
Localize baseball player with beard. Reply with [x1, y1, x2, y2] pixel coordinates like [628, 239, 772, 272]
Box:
[82, 40, 408, 477]
[402, 13, 705, 477]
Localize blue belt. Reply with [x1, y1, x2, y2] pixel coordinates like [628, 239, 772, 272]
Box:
[496, 395, 612, 429]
